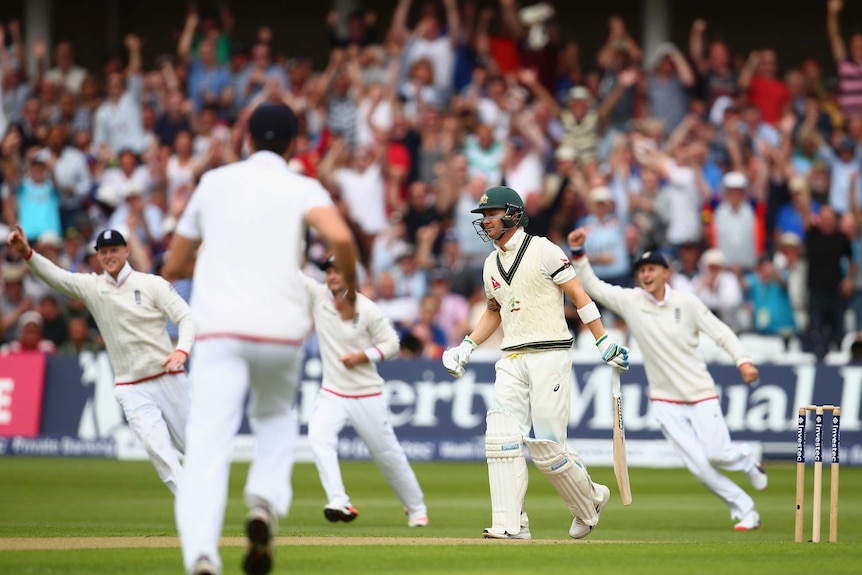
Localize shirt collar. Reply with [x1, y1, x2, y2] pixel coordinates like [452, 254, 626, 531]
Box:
[495, 227, 526, 255]
[645, 284, 673, 307]
[104, 262, 132, 286]
[248, 150, 289, 169]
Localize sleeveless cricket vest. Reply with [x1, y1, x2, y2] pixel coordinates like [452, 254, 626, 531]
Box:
[483, 234, 574, 352]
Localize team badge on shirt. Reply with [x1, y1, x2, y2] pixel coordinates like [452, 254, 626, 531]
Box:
[491, 276, 501, 290]
[134, 290, 141, 305]
[674, 307, 681, 323]
[509, 297, 521, 313]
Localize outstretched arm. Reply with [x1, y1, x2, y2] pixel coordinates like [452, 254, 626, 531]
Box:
[827, 0, 847, 63]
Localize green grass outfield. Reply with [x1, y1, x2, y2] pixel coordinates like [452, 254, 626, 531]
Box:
[0, 458, 860, 574]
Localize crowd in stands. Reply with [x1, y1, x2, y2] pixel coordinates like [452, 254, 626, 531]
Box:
[2, 0, 862, 362]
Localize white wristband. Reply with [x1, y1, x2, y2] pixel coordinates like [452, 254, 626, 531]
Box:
[364, 347, 385, 363]
[577, 301, 601, 324]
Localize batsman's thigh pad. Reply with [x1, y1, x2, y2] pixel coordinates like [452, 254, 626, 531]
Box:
[526, 439, 598, 525]
[486, 409, 528, 534]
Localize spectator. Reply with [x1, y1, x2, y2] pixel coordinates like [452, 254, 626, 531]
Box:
[0, 263, 34, 343]
[426, 266, 470, 347]
[742, 255, 796, 336]
[827, 0, 862, 119]
[45, 41, 87, 95]
[0, 310, 56, 354]
[645, 43, 695, 134]
[802, 204, 853, 355]
[57, 314, 101, 355]
[37, 293, 68, 346]
[43, 124, 92, 232]
[178, 11, 233, 114]
[4, 149, 62, 242]
[774, 232, 808, 332]
[688, 19, 737, 109]
[154, 90, 192, 149]
[738, 49, 790, 125]
[691, 248, 744, 330]
[92, 35, 144, 156]
[579, 186, 630, 287]
[713, 171, 757, 273]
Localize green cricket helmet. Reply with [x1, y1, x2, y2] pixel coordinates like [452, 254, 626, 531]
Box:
[471, 186, 529, 241]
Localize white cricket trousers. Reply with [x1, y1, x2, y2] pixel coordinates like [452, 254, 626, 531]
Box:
[114, 373, 190, 495]
[492, 349, 573, 444]
[651, 398, 757, 520]
[176, 338, 302, 574]
[308, 389, 426, 517]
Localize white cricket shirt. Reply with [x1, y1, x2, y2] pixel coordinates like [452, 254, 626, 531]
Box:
[302, 274, 400, 396]
[176, 150, 333, 342]
[24, 252, 195, 385]
[571, 255, 752, 403]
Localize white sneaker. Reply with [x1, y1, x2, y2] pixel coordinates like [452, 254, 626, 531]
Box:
[746, 463, 768, 491]
[569, 483, 611, 539]
[734, 509, 761, 531]
[192, 555, 219, 575]
[407, 514, 429, 527]
[482, 525, 532, 540]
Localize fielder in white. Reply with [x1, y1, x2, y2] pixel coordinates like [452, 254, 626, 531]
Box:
[568, 227, 767, 531]
[164, 104, 358, 575]
[7, 225, 194, 495]
[303, 256, 428, 526]
[442, 186, 629, 540]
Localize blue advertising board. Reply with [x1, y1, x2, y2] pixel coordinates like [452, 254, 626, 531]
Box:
[1, 353, 860, 465]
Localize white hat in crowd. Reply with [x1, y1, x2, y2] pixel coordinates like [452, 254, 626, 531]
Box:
[554, 146, 577, 162]
[722, 171, 749, 190]
[700, 248, 726, 268]
[589, 186, 614, 205]
[37, 230, 63, 248]
[19, 310, 44, 329]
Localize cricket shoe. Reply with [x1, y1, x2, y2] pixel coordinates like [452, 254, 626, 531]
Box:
[483, 513, 531, 540]
[324, 503, 359, 523]
[405, 509, 429, 527]
[569, 483, 611, 539]
[746, 463, 768, 491]
[243, 506, 276, 575]
[192, 555, 218, 575]
[482, 526, 532, 540]
[734, 509, 761, 531]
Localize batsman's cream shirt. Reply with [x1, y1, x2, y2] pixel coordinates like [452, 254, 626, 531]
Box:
[24, 253, 195, 384]
[176, 150, 333, 342]
[484, 228, 575, 352]
[571, 255, 752, 403]
[302, 274, 400, 397]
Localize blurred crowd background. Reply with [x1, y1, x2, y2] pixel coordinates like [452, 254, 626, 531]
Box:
[2, 0, 862, 364]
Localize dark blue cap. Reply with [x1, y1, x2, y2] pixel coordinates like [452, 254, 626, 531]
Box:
[633, 250, 670, 270]
[94, 229, 126, 249]
[248, 104, 298, 143]
[318, 255, 336, 271]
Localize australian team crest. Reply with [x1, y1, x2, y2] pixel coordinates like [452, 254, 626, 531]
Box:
[491, 276, 501, 290]
[478, 193, 488, 206]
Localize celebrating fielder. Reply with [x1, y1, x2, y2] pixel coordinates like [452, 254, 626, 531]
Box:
[303, 256, 428, 527]
[7, 226, 195, 495]
[165, 103, 358, 575]
[568, 227, 767, 531]
[442, 186, 629, 540]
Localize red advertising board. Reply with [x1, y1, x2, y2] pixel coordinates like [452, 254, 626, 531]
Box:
[0, 353, 47, 437]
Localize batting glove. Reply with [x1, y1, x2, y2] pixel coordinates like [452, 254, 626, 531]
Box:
[596, 334, 629, 371]
[442, 337, 477, 378]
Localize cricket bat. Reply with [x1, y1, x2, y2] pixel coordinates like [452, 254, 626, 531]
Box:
[612, 368, 633, 505]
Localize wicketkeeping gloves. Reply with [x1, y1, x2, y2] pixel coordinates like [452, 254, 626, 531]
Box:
[442, 337, 478, 378]
[596, 334, 630, 371]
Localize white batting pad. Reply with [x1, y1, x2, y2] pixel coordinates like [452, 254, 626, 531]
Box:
[485, 409, 527, 535]
[526, 439, 599, 525]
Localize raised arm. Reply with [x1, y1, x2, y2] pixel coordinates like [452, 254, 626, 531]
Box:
[124, 34, 142, 78]
[688, 19, 709, 75]
[7, 225, 89, 300]
[178, 8, 199, 63]
[737, 50, 760, 90]
[306, 204, 359, 300]
[387, 0, 413, 46]
[827, 0, 847, 63]
[669, 48, 696, 87]
[444, 0, 461, 49]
